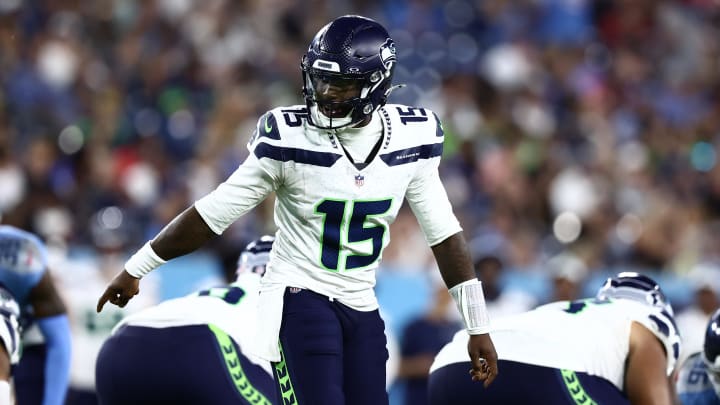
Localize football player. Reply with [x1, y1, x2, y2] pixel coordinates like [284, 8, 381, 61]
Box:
[429, 272, 682, 405]
[676, 308, 720, 405]
[97, 15, 496, 405]
[95, 236, 277, 405]
[0, 225, 71, 405]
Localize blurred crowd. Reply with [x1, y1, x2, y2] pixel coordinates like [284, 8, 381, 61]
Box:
[1, 0, 720, 380]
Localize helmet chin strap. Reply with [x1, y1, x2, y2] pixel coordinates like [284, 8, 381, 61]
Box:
[306, 83, 405, 130]
[310, 105, 355, 129]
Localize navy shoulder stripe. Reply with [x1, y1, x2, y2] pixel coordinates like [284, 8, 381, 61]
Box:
[380, 143, 443, 166]
[253, 143, 342, 167]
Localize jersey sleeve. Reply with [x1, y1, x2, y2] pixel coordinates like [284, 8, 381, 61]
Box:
[629, 304, 682, 376]
[404, 112, 462, 246]
[194, 112, 283, 235]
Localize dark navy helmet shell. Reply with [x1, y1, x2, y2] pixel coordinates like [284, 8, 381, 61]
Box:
[301, 15, 400, 130]
[236, 235, 274, 278]
[595, 272, 673, 315]
[704, 309, 720, 395]
[705, 308, 720, 370]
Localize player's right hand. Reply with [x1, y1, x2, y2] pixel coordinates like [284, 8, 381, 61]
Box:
[467, 333, 498, 387]
[96, 270, 140, 312]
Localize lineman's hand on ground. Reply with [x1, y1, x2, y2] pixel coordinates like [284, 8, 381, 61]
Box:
[96, 270, 140, 312]
[467, 333, 498, 388]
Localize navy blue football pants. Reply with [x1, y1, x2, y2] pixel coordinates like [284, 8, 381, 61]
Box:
[429, 360, 630, 405]
[273, 288, 389, 405]
[13, 344, 47, 405]
[95, 324, 277, 405]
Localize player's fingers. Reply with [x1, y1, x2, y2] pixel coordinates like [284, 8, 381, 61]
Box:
[483, 357, 498, 388]
[468, 357, 487, 379]
[96, 290, 113, 313]
[469, 353, 484, 374]
[116, 295, 131, 308]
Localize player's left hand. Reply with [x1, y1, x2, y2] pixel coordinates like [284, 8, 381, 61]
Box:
[96, 270, 140, 312]
[467, 333, 498, 387]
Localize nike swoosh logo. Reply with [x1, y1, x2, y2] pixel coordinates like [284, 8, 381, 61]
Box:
[264, 116, 273, 133]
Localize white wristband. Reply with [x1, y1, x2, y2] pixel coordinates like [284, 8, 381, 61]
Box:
[125, 241, 166, 279]
[0, 380, 10, 405]
[449, 279, 491, 335]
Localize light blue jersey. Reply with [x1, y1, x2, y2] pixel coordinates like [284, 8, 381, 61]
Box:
[677, 352, 720, 405]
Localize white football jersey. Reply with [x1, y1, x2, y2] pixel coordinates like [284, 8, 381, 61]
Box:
[114, 272, 270, 375]
[0, 288, 21, 365]
[430, 298, 681, 391]
[195, 104, 461, 310]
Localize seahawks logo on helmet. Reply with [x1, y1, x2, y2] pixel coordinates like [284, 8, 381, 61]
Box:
[380, 39, 396, 70]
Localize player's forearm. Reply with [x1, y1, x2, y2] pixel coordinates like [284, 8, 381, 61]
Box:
[38, 314, 71, 405]
[433, 232, 491, 336]
[150, 206, 217, 260]
[430, 232, 476, 288]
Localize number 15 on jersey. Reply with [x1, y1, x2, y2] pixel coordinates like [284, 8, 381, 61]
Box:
[315, 198, 393, 272]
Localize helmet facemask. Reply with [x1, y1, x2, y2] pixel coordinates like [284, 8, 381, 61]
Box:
[705, 359, 720, 397]
[302, 61, 392, 130]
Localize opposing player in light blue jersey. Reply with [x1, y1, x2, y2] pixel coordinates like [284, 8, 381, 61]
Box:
[0, 225, 71, 405]
[429, 272, 682, 405]
[677, 308, 720, 405]
[95, 236, 277, 405]
[97, 14, 497, 405]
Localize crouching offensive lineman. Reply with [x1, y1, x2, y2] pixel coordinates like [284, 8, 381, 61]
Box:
[95, 236, 277, 405]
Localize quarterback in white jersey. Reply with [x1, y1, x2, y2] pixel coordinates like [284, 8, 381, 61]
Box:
[430, 272, 682, 405]
[98, 14, 497, 405]
[95, 236, 276, 405]
[197, 101, 453, 312]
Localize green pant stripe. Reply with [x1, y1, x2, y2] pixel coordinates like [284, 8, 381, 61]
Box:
[273, 342, 299, 405]
[208, 324, 272, 405]
[560, 369, 598, 405]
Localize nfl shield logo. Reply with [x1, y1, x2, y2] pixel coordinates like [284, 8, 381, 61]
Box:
[354, 174, 365, 187]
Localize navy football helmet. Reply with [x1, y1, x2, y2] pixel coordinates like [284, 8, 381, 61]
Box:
[704, 308, 720, 394]
[595, 272, 673, 315]
[236, 235, 274, 278]
[301, 15, 400, 130]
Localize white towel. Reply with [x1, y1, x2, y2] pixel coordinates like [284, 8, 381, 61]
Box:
[251, 284, 287, 362]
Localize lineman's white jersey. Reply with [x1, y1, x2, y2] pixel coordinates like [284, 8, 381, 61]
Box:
[195, 104, 460, 311]
[0, 288, 21, 365]
[113, 272, 270, 375]
[430, 298, 681, 391]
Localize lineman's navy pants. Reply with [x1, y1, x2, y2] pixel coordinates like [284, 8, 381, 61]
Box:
[429, 359, 630, 405]
[95, 324, 277, 405]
